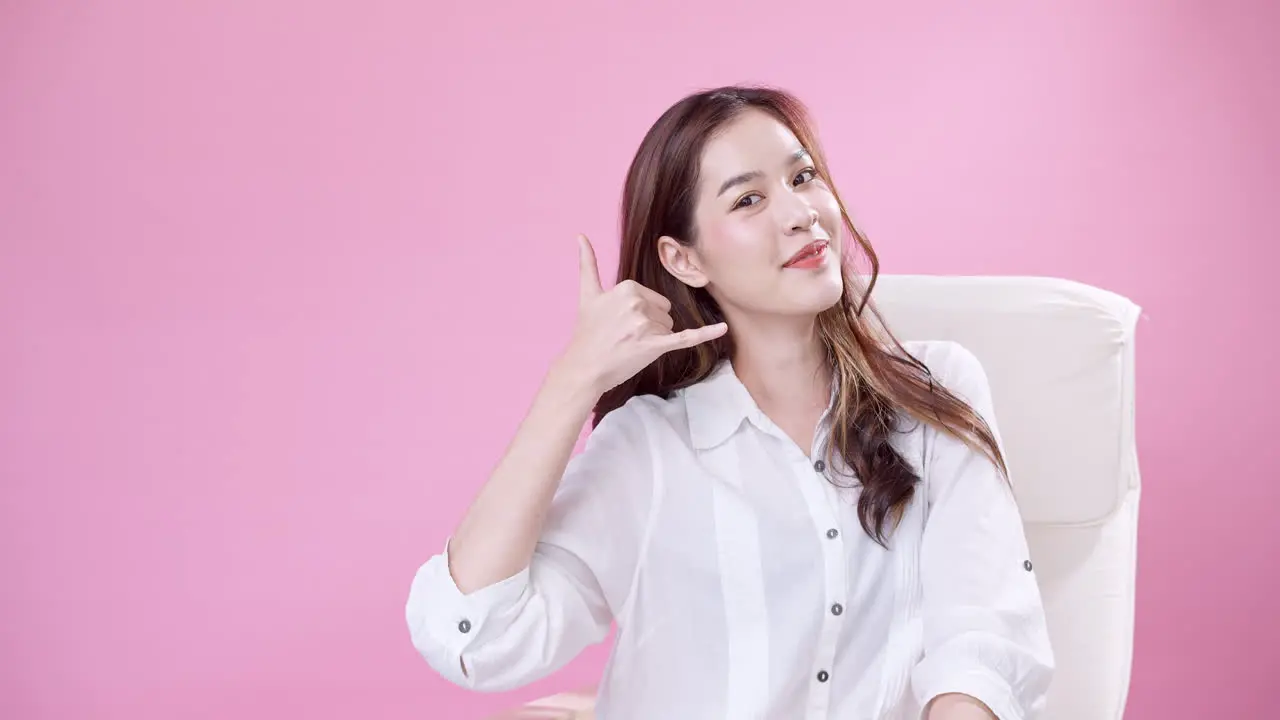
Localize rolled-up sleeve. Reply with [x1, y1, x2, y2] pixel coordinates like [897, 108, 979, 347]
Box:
[911, 342, 1055, 720]
[404, 402, 654, 692]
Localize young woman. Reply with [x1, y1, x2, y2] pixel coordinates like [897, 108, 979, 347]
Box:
[406, 86, 1054, 720]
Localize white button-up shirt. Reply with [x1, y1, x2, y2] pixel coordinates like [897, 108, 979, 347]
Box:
[405, 340, 1054, 719]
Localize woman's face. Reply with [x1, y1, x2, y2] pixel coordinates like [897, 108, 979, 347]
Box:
[658, 109, 845, 320]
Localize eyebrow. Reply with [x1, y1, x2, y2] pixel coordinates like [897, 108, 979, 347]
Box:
[715, 148, 813, 197]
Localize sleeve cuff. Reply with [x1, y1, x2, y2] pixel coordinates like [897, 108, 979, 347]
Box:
[405, 537, 531, 658]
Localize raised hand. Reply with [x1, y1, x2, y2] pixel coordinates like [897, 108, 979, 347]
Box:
[564, 234, 728, 395]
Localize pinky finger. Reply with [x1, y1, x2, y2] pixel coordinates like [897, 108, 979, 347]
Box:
[658, 322, 729, 351]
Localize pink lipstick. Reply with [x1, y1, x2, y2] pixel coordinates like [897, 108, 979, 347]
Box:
[784, 240, 830, 269]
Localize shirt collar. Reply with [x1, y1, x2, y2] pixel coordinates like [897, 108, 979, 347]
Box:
[682, 360, 757, 450]
[682, 359, 839, 451]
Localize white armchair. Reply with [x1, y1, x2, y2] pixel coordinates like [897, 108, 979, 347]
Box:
[489, 275, 1143, 720]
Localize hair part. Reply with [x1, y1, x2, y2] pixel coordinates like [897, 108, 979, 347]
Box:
[595, 85, 1006, 545]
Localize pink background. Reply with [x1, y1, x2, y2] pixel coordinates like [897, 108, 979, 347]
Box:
[3, 1, 1277, 718]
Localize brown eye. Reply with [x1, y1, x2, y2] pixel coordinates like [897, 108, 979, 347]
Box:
[733, 193, 762, 209]
[793, 168, 817, 186]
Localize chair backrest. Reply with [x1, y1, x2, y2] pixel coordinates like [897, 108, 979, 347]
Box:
[871, 274, 1142, 720]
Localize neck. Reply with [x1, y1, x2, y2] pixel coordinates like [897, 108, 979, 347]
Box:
[728, 313, 831, 413]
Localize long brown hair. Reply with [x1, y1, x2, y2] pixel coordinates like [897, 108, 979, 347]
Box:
[594, 85, 1006, 545]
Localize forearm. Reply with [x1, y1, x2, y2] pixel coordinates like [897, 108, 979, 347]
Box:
[446, 358, 601, 593]
[925, 693, 998, 720]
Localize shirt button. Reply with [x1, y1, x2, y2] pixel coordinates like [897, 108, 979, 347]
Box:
[458, 619, 472, 634]
[817, 670, 830, 683]
[831, 603, 844, 616]
[813, 459, 826, 472]
[1023, 560, 1034, 572]
[826, 528, 839, 539]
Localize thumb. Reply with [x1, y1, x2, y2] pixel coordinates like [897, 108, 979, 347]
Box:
[577, 234, 602, 300]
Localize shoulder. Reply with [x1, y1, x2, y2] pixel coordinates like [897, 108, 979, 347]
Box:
[594, 392, 676, 431]
[901, 339, 990, 401]
[588, 392, 683, 449]
[591, 387, 701, 455]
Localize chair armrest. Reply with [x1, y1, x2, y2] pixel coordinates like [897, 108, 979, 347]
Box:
[484, 687, 598, 719]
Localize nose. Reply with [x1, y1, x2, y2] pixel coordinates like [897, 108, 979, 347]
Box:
[783, 194, 820, 235]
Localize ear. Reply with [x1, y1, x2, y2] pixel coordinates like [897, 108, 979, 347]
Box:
[657, 235, 709, 288]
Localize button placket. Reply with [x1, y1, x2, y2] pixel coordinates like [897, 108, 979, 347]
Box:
[793, 429, 843, 715]
[798, 471, 847, 716]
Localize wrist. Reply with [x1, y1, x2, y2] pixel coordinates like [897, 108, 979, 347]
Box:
[546, 353, 605, 412]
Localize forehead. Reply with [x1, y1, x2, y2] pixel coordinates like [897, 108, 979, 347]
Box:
[699, 109, 804, 176]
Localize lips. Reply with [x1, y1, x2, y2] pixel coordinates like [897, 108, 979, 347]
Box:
[784, 239, 830, 268]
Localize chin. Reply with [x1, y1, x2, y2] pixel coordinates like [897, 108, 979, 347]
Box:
[791, 277, 845, 315]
